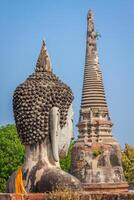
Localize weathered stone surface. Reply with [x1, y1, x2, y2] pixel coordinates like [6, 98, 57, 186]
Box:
[35, 168, 82, 192]
[71, 143, 126, 186]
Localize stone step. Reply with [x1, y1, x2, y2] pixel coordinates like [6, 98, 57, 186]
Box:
[82, 97, 106, 101]
[81, 104, 107, 108]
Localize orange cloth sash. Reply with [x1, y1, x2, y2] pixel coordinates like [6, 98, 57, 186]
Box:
[15, 167, 27, 194]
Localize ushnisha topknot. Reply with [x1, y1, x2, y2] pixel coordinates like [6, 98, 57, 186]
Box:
[13, 40, 73, 145]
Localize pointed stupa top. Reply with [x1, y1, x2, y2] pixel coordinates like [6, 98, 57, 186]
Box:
[81, 9, 108, 111]
[36, 40, 52, 72]
[86, 9, 97, 63]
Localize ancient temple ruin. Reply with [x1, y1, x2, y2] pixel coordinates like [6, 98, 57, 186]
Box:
[71, 9, 128, 192]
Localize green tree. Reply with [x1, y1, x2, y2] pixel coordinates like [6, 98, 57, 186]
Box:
[122, 144, 134, 186]
[60, 141, 74, 172]
[0, 124, 24, 192]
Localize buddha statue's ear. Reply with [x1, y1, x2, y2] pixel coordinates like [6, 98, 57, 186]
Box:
[50, 107, 60, 162]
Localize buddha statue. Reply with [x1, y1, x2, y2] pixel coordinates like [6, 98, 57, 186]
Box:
[7, 41, 82, 193]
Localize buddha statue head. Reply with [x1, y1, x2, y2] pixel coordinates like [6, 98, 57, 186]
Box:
[13, 40, 74, 162]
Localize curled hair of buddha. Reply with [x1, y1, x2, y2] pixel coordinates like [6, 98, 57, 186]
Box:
[13, 41, 73, 145]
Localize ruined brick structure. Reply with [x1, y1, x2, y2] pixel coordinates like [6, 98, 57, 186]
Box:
[71, 10, 128, 192]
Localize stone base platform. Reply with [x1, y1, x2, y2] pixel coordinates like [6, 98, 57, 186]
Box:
[83, 182, 129, 193]
[0, 192, 134, 200]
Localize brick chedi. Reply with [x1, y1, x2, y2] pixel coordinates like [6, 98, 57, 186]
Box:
[71, 10, 128, 192]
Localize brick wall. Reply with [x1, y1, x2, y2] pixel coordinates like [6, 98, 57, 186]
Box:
[0, 192, 134, 200]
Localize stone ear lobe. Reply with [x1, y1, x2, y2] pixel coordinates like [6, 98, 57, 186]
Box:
[50, 107, 60, 162]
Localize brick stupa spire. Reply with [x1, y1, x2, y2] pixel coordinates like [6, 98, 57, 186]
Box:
[81, 10, 107, 110]
[78, 10, 114, 144]
[71, 9, 128, 192]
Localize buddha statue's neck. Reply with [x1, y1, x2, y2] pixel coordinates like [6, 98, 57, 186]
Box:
[23, 137, 60, 173]
[20, 137, 60, 192]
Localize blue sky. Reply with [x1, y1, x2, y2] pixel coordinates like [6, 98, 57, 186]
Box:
[0, 0, 134, 147]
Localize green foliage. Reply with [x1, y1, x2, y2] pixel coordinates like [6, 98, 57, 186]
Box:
[122, 144, 134, 186]
[60, 141, 74, 172]
[93, 149, 103, 158]
[95, 31, 101, 40]
[0, 124, 25, 192]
